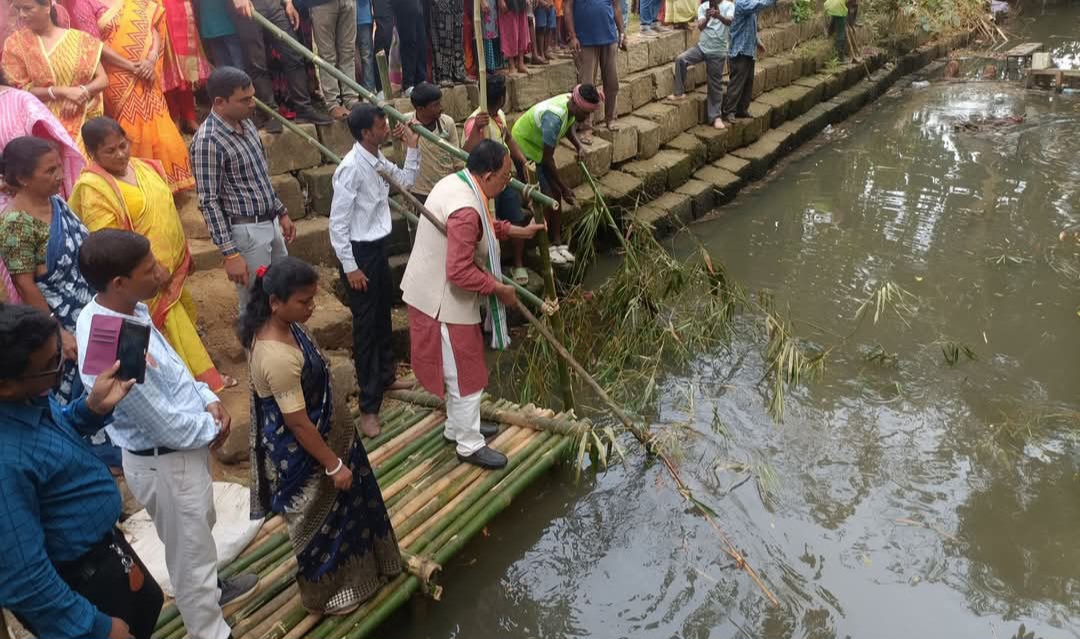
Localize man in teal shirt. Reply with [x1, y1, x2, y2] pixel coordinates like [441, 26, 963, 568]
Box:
[670, 0, 735, 130]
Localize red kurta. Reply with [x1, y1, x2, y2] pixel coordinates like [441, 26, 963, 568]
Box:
[408, 207, 511, 398]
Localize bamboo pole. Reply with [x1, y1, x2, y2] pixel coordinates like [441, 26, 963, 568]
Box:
[373, 423, 449, 479]
[220, 532, 289, 578]
[233, 585, 300, 639]
[399, 430, 540, 548]
[281, 612, 322, 639]
[474, 0, 486, 113]
[387, 389, 589, 436]
[367, 411, 445, 466]
[363, 407, 430, 451]
[377, 431, 450, 489]
[246, 10, 558, 211]
[342, 438, 568, 639]
[405, 432, 553, 554]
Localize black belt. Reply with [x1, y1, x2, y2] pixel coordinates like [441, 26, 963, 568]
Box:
[54, 528, 119, 579]
[231, 213, 277, 225]
[128, 446, 178, 457]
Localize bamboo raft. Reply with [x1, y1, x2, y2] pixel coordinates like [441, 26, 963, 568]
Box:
[150, 390, 585, 639]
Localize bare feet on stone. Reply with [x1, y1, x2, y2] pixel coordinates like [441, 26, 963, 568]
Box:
[668, 93, 688, 102]
[359, 413, 382, 438]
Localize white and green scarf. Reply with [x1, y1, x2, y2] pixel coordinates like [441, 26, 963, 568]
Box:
[456, 170, 510, 350]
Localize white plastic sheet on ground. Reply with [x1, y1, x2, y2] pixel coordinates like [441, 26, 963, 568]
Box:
[120, 481, 264, 597]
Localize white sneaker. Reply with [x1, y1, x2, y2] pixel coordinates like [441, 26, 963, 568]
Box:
[548, 245, 568, 264]
[557, 245, 576, 262]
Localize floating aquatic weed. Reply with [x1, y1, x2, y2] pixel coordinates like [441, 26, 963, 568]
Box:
[854, 280, 918, 328]
[938, 339, 977, 365]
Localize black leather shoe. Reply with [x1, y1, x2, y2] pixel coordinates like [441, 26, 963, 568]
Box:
[258, 115, 282, 134]
[457, 446, 508, 469]
[443, 421, 501, 444]
[294, 108, 334, 125]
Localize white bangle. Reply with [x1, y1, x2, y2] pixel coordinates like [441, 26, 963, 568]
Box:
[48, 87, 56, 101]
[325, 458, 343, 476]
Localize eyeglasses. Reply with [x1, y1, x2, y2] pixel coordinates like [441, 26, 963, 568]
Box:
[20, 329, 64, 380]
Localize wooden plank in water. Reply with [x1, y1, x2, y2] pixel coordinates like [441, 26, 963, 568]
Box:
[1006, 42, 1044, 57]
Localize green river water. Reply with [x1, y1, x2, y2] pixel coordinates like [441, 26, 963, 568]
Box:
[386, 5, 1080, 638]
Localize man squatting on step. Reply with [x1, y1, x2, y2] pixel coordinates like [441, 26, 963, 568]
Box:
[401, 141, 546, 470]
[330, 103, 421, 439]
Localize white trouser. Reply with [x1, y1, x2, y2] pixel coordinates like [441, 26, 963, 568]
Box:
[122, 448, 231, 639]
[440, 323, 485, 456]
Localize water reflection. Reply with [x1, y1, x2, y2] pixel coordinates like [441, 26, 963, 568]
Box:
[386, 13, 1080, 639]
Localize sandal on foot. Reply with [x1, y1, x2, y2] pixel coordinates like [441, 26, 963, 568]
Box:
[512, 266, 530, 285]
[556, 245, 576, 263]
[548, 245, 568, 264]
[222, 375, 239, 389]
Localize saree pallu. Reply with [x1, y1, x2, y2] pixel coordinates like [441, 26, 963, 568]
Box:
[68, 158, 226, 391]
[159, 0, 211, 92]
[0, 86, 86, 304]
[251, 325, 401, 613]
[0, 28, 103, 149]
[98, 0, 195, 192]
[41, 196, 96, 403]
[61, 0, 107, 38]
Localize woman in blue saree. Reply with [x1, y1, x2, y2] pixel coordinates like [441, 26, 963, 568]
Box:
[239, 257, 401, 615]
[0, 135, 120, 466]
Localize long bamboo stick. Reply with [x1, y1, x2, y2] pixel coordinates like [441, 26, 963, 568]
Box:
[246, 10, 558, 211]
[373, 424, 449, 479]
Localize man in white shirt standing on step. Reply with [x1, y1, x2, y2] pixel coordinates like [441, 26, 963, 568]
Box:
[75, 229, 259, 639]
[330, 103, 420, 439]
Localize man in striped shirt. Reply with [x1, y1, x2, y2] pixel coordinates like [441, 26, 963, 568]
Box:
[190, 67, 297, 307]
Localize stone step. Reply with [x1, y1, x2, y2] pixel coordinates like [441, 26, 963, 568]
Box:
[558, 33, 967, 238]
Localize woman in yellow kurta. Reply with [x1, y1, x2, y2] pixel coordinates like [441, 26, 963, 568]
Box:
[96, 0, 194, 192]
[70, 117, 235, 391]
[1, 0, 108, 150]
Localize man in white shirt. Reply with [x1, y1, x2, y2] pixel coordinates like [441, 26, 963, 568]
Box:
[330, 104, 420, 438]
[75, 229, 258, 639]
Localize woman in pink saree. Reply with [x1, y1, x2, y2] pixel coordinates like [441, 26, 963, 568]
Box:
[0, 68, 85, 302]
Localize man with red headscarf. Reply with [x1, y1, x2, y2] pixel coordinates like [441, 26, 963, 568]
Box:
[510, 83, 600, 266]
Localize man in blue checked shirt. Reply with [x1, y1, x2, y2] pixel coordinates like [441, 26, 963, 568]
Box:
[721, 0, 776, 122]
[0, 303, 159, 639]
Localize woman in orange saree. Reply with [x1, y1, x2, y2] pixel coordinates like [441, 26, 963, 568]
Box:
[1, 0, 107, 150]
[97, 0, 195, 192]
[70, 117, 234, 391]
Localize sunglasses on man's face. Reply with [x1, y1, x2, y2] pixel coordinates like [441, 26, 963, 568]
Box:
[20, 330, 64, 380]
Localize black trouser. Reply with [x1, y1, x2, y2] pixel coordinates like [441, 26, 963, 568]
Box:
[57, 529, 164, 639]
[372, 0, 394, 92]
[391, 0, 428, 89]
[341, 238, 396, 415]
[235, 0, 313, 110]
[722, 54, 755, 118]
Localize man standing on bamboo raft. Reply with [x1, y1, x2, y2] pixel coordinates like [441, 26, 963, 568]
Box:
[400, 141, 547, 470]
[330, 103, 420, 440]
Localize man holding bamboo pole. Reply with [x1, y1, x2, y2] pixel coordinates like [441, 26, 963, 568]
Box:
[330, 103, 420, 439]
[400, 141, 546, 469]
